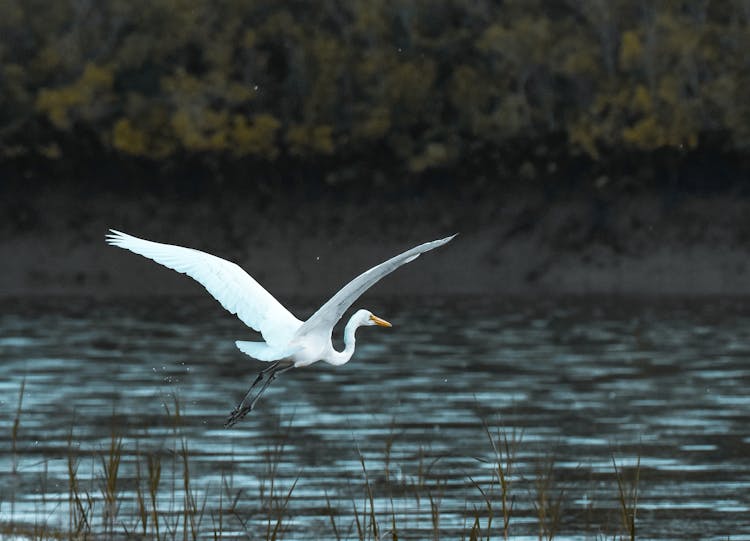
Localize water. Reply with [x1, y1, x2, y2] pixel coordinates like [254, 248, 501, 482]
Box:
[1, 296, 750, 539]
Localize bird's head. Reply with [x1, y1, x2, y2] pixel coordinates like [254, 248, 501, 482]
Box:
[355, 309, 392, 328]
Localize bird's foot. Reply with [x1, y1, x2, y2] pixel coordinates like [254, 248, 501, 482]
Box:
[223, 361, 293, 428]
[224, 403, 252, 428]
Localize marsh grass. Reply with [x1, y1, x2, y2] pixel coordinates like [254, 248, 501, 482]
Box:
[612, 454, 641, 541]
[2, 384, 642, 540]
[465, 419, 523, 540]
[11, 378, 25, 476]
[353, 443, 380, 541]
[99, 429, 124, 535]
[258, 418, 299, 541]
[532, 452, 564, 541]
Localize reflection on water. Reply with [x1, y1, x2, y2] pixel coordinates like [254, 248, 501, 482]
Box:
[1, 296, 750, 538]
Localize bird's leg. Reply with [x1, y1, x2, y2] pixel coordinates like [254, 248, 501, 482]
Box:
[224, 361, 280, 427]
[247, 362, 294, 411]
[224, 361, 294, 428]
[241, 361, 280, 404]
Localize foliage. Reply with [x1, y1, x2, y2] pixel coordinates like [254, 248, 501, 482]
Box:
[1, 0, 748, 181]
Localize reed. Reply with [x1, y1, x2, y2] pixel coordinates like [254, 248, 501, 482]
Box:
[466, 420, 523, 540]
[467, 474, 493, 541]
[11, 378, 25, 476]
[4, 378, 26, 538]
[99, 428, 123, 535]
[260, 415, 299, 541]
[66, 426, 92, 537]
[427, 477, 445, 541]
[134, 444, 149, 537]
[147, 448, 164, 538]
[324, 490, 343, 541]
[3, 382, 653, 540]
[612, 454, 640, 541]
[532, 452, 564, 541]
[353, 443, 380, 541]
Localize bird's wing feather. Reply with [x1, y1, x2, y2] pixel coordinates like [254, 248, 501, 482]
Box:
[298, 234, 456, 337]
[106, 230, 302, 347]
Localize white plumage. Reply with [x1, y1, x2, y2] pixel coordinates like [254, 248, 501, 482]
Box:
[106, 230, 303, 348]
[106, 229, 455, 425]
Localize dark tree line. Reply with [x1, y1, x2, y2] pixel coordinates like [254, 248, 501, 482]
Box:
[1, 0, 748, 187]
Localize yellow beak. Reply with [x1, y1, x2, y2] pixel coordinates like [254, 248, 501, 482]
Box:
[370, 314, 392, 327]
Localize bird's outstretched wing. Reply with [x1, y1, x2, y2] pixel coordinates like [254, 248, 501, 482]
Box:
[106, 230, 302, 347]
[297, 234, 456, 337]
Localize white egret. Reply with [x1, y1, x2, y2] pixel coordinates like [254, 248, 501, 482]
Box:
[106, 229, 456, 427]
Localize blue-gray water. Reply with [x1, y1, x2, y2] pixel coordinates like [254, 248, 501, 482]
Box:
[2, 296, 750, 539]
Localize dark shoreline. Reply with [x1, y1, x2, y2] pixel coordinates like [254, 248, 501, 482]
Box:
[3, 182, 750, 298]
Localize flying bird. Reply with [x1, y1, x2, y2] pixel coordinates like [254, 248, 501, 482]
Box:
[106, 229, 456, 427]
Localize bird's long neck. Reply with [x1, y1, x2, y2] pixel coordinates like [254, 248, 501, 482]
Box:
[329, 315, 361, 366]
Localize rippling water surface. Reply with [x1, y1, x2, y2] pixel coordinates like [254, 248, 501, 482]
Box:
[1, 296, 750, 539]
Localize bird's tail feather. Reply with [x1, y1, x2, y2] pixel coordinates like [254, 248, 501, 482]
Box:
[235, 341, 294, 361]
